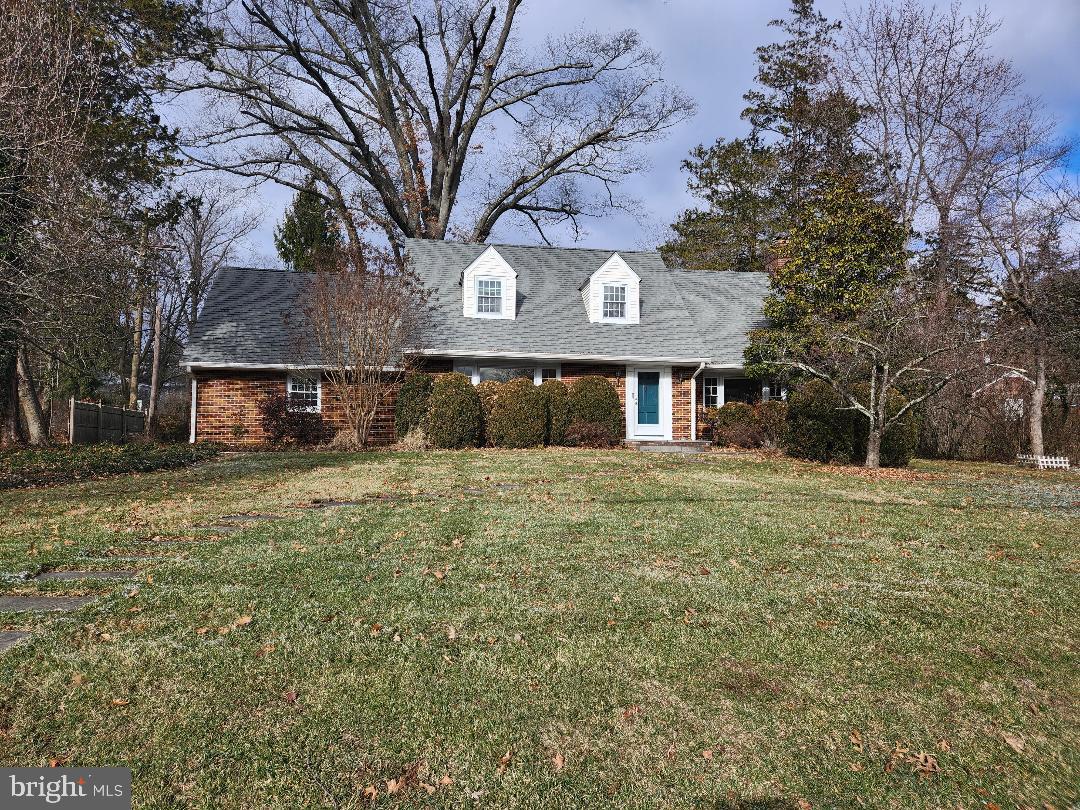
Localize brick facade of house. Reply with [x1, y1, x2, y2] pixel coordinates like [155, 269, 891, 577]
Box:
[192, 358, 714, 446]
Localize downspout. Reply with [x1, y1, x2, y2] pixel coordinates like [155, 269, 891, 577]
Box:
[690, 361, 706, 441]
[189, 376, 197, 444]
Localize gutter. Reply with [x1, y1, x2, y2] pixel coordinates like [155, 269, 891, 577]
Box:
[689, 360, 706, 441]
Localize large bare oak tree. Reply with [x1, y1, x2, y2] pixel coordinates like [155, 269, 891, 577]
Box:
[179, 0, 694, 252]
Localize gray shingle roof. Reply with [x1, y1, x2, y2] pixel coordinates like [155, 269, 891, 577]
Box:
[184, 240, 768, 369]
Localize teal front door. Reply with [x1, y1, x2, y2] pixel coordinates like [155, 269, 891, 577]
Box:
[637, 371, 660, 425]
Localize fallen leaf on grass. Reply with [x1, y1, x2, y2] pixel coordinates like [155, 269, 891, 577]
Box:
[439, 774, 453, 786]
[1002, 732, 1025, 753]
[497, 750, 512, 775]
[195, 626, 210, 635]
[446, 624, 456, 641]
[623, 705, 642, 723]
[362, 785, 377, 800]
[849, 729, 863, 751]
[111, 698, 129, 706]
[255, 643, 275, 657]
[234, 615, 253, 627]
[701, 749, 713, 762]
[552, 752, 565, 772]
[282, 690, 297, 704]
[937, 738, 951, 752]
[49, 757, 68, 768]
[71, 673, 87, 686]
[849, 762, 864, 772]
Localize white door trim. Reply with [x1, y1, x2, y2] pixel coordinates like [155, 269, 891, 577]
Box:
[626, 365, 672, 440]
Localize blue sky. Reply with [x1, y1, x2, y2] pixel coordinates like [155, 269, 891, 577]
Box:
[226, 0, 1080, 264]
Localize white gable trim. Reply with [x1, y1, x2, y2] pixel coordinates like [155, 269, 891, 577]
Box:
[462, 245, 517, 320]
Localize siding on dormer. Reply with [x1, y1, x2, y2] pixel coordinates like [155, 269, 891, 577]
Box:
[462, 245, 517, 319]
[582, 253, 640, 324]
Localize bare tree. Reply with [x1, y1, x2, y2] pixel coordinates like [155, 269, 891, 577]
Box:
[838, 1, 1022, 291]
[302, 243, 432, 447]
[1, 0, 105, 444]
[178, 0, 693, 253]
[970, 103, 1079, 456]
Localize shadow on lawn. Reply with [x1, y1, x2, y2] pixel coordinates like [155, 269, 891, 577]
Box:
[709, 799, 803, 810]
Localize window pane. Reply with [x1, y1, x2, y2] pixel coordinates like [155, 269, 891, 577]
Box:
[477, 278, 502, 313]
[478, 366, 533, 383]
[540, 368, 558, 381]
[703, 377, 719, 408]
[288, 377, 319, 411]
[602, 284, 626, 319]
[724, 377, 759, 404]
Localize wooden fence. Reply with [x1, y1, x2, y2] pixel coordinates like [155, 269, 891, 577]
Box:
[69, 398, 145, 445]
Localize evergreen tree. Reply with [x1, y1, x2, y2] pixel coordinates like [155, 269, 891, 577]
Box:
[663, 0, 871, 270]
[274, 178, 341, 272]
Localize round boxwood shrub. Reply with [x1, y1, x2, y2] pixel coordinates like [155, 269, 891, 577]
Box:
[708, 402, 761, 448]
[427, 372, 481, 449]
[394, 372, 433, 439]
[487, 378, 546, 448]
[539, 379, 571, 446]
[782, 380, 854, 464]
[568, 376, 623, 439]
[475, 380, 502, 446]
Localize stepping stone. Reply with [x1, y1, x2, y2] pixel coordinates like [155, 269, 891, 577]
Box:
[0, 631, 31, 652]
[36, 570, 136, 582]
[0, 595, 95, 612]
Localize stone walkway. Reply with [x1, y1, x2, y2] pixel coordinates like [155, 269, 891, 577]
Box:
[0, 595, 96, 612]
[0, 631, 31, 652]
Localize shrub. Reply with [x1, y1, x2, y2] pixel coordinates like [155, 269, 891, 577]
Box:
[568, 376, 623, 439]
[258, 392, 324, 445]
[475, 380, 502, 446]
[565, 421, 619, 448]
[487, 378, 546, 448]
[394, 372, 433, 439]
[707, 402, 761, 448]
[757, 400, 788, 448]
[539, 379, 571, 446]
[782, 381, 855, 464]
[783, 380, 915, 467]
[0, 443, 219, 490]
[427, 372, 482, 449]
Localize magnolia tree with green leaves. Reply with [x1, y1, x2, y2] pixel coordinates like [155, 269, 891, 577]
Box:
[745, 177, 981, 468]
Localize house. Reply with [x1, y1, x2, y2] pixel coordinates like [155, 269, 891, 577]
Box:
[183, 238, 773, 445]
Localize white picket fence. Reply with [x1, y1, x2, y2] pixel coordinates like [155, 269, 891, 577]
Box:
[1016, 454, 1071, 471]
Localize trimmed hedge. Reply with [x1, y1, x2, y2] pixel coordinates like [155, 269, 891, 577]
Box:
[427, 372, 482, 449]
[258, 392, 324, 445]
[0, 443, 219, 490]
[783, 380, 916, 467]
[708, 402, 760, 448]
[539, 379, 572, 446]
[487, 378, 546, 448]
[568, 376, 623, 439]
[475, 380, 502, 446]
[394, 373, 433, 439]
[757, 401, 788, 448]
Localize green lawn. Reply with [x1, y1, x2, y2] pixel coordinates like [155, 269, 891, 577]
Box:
[0, 449, 1076, 808]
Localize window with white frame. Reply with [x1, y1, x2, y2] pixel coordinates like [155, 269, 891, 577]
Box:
[602, 284, 627, 320]
[476, 278, 502, 314]
[287, 375, 321, 412]
[762, 380, 784, 401]
[454, 362, 560, 386]
[703, 376, 721, 408]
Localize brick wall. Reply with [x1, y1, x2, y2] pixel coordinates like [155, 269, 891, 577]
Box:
[193, 370, 401, 446]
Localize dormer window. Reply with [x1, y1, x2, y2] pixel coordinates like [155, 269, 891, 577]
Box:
[476, 278, 503, 315]
[462, 245, 516, 319]
[581, 253, 640, 324]
[602, 284, 627, 320]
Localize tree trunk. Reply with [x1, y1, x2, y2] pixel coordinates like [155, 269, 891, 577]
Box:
[2, 355, 25, 445]
[865, 426, 882, 469]
[16, 346, 49, 445]
[147, 300, 163, 435]
[1029, 346, 1046, 456]
[128, 298, 144, 410]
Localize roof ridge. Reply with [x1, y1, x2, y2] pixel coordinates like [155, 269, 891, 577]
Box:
[403, 236, 661, 257]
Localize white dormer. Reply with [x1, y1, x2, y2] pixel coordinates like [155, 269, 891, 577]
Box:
[580, 253, 640, 324]
[462, 246, 517, 319]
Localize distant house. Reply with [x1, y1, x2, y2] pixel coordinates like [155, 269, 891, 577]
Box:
[183, 238, 772, 445]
